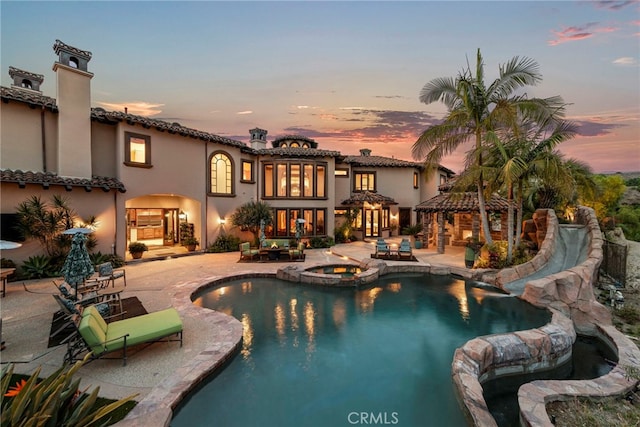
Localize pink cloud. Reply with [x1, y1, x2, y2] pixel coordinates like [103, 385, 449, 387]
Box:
[549, 22, 618, 45]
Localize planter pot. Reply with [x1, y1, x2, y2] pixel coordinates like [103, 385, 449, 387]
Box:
[131, 252, 143, 259]
[414, 240, 423, 249]
[186, 245, 196, 252]
[464, 247, 476, 268]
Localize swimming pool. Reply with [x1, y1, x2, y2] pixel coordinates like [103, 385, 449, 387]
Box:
[171, 273, 550, 427]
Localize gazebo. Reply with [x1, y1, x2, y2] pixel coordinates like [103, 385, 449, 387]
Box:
[415, 191, 514, 254]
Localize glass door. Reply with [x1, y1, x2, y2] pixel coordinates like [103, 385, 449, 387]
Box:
[364, 209, 380, 238]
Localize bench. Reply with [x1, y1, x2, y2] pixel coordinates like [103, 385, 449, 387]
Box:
[239, 242, 259, 261]
[67, 305, 183, 366]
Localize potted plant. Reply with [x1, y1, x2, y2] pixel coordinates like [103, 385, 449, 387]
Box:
[464, 237, 481, 269]
[402, 224, 424, 249]
[128, 241, 148, 259]
[182, 236, 199, 252]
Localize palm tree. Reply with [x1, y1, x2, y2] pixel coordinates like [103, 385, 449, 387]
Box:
[412, 49, 565, 245]
[483, 117, 578, 261]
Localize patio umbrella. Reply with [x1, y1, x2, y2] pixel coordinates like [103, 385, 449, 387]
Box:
[60, 233, 95, 294]
[61, 227, 94, 235]
[0, 240, 22, 249]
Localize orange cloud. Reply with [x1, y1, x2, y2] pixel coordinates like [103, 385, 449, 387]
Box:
[96, 101, 164, 116]
[548, 23, 617, 45]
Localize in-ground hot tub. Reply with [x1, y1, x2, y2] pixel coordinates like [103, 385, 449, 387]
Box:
[276, 263, 378, 287]
[305, 264, 363, 276]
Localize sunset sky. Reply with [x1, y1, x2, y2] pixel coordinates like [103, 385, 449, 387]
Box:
[2, 1, 638, 173]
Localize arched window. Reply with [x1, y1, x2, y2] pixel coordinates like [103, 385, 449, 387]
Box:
[209, 152, 234, 195]
[21, 79, 32, 89]
[69, 57, 79, 69]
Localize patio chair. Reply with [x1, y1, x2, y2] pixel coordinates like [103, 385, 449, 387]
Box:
[95, 262, 127, 287]
[239, 242, 259, 261]
[375, 238, 390, 258]
[398, 238, 413, 260]
[289, 242, 306, 261]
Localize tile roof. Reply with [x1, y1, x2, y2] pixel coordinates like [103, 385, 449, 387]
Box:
[1, 86, 58, 111]
[341, 191, 398, 206]
[0, 169, 126, 193]
[339, 155, 423, 169]
[90, 108, 251, 152]
[257, 147, 341, 157]
[415, 192, 513, 212]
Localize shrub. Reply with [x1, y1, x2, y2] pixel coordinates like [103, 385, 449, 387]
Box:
[206, 234, 241, 253]
[309, 236, 335, 248]
[402, 224, 423, 237]
[1, 356, 137, 426]
[20, 255, 57, 279]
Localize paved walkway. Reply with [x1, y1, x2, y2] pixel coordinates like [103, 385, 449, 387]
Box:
[0, 240, 464, 423]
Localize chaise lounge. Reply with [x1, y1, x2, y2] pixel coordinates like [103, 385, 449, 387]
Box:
[67, 305, 183, 366]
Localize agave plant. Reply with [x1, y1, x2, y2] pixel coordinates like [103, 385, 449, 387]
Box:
[20, 255, 57, 279]
[1, 355, 137, 427]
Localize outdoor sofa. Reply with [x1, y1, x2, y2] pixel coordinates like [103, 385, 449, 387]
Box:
[67, 305, 183, 366]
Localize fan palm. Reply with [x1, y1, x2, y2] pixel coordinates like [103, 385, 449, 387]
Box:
[412, 49, 565, 245]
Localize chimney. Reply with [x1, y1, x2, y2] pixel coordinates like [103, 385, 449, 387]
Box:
[52, 39, 94, 179]
[9, 67, 44, 93]
[359, 148, 371, 157]
[249, 128, 268, 150]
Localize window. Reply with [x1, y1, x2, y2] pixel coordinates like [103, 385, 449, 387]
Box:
[241, 160, 254, 183]
[262, 161, 327, 199]
[440, 174, 447, 185]
[354, 172, 375, 191]
[272, 208, 327, 237]
[264, 164, 274, 197]
[290, 164, 301, 196]
[277, 164, 287, 197]
[382, 208, 390, 228]
[124, 132, 151, 167]
[317, 166, 325, 197]
[209, 151, 234, 195]
[335, 168, 349, 177]
[303, 164, 314, 197]
[413, 172, 419, 189]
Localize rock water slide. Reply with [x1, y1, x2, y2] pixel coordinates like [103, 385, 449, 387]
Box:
[502, 224, 590, 296]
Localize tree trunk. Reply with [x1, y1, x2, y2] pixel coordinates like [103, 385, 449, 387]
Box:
[476, 129, 493, 245]
[507, 184, 514, 263]
[437, 212, 445, 254]
[515, 181, 523, 248]
[477, 184, 493, 245]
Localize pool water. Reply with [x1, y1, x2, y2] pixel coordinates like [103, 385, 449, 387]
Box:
[171, 274, 550, 427]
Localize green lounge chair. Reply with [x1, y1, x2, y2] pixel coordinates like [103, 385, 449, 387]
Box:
[67, 305, 183, 366]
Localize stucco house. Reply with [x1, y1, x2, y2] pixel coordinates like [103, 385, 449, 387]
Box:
[0, 40, 453, 264]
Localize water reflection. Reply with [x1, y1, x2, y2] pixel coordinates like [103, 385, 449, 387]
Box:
[446, 280, 470, 321]
[179, 275, 550, 427]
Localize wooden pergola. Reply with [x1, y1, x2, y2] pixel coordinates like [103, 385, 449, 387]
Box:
[414, 192, 514, 254]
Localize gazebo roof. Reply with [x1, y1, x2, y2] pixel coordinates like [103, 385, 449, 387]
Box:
[341, 191, 398, 206]
[415, 192, 513, 213]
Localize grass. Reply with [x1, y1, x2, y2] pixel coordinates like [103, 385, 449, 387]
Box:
[546, 391, 640, 427]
